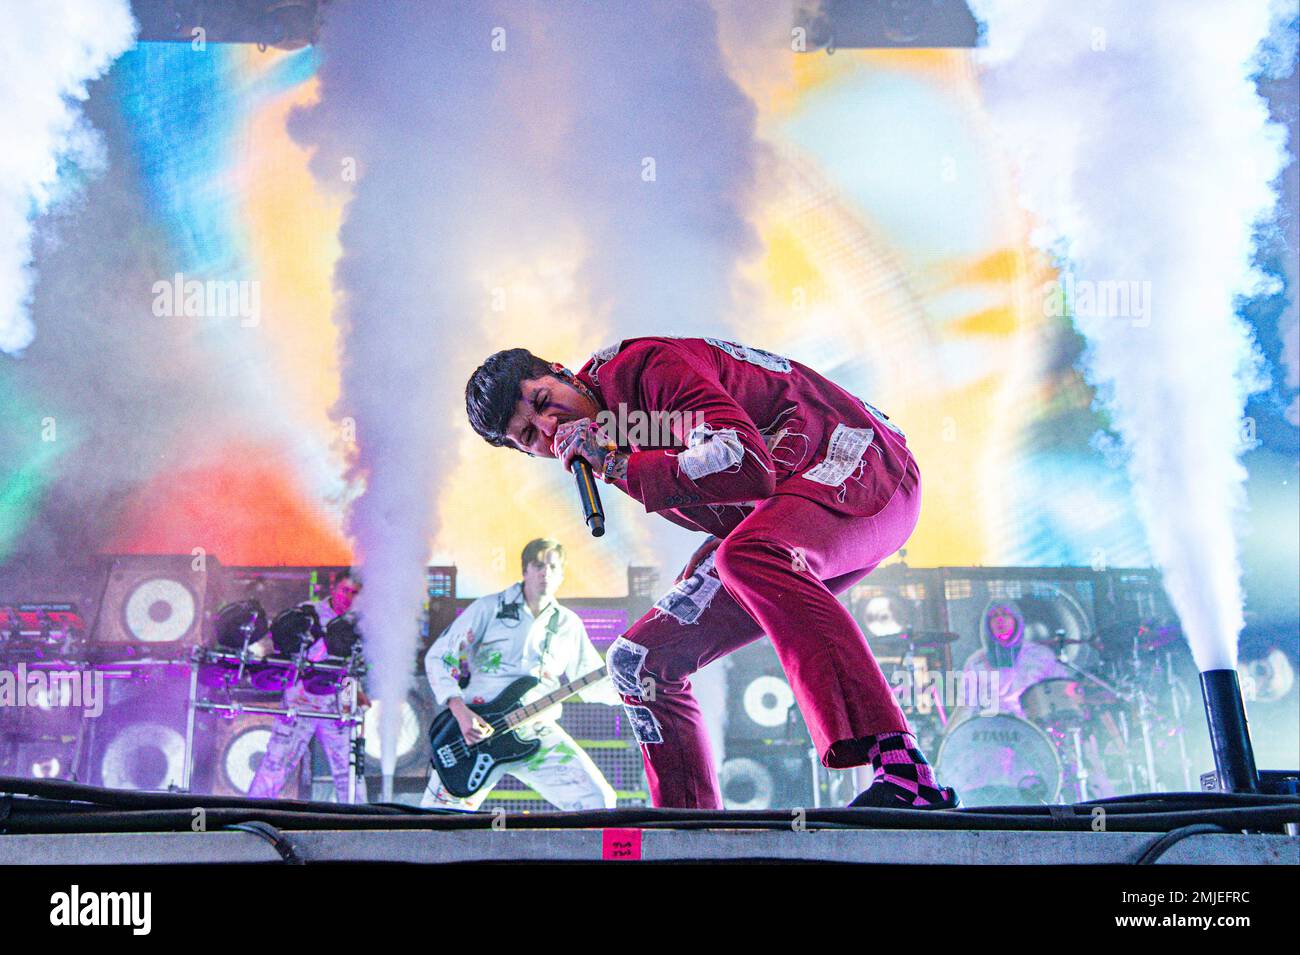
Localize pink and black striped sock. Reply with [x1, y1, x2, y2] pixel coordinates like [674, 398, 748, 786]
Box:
[864, 731, 948, 807]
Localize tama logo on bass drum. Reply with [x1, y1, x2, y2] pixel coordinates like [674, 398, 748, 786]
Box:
[971, 730, 1022, 744]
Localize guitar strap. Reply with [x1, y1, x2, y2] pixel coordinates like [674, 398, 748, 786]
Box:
[538, 606, 561, 668]
[517, 609, 563, 732]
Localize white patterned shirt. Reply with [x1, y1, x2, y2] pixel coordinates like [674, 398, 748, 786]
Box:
[423, 582, 620, 717]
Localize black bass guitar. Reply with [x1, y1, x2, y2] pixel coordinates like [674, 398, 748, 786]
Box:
[427, 669, 608, 798]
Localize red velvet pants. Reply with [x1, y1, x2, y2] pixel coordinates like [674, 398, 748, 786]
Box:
[607, 455, 922, 808]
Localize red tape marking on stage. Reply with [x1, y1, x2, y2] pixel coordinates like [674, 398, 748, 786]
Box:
[601, 828, 643, 861]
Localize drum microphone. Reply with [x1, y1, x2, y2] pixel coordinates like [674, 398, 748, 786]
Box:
[573, 459, 606, 537]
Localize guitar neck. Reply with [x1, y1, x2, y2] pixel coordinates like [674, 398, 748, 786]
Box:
[505, 669, 608, 726]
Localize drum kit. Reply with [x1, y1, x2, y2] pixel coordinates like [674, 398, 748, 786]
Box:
[199, 601, 363, 692]
[0, 594, 370, 797]
[903, 623, 1198, 806]
[182, 598, 368, 796]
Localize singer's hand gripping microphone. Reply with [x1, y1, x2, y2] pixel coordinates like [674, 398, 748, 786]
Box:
[573, 458, 606, 537]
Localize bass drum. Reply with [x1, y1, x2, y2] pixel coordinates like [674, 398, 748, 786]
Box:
[935, 714, 1062, 806]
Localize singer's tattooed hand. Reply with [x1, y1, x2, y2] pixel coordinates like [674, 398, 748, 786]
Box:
[604, 452, 629, 482]
[554, 418, 628, 480]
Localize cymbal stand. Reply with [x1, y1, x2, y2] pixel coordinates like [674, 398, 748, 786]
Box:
[808, 744, 822, 809]
[182, 649, 200, 792]
[1165, 649, 1194, 790]
[344, 675, 365, 804]
[230, 615, 263, 687]
[1069, 725, 1090, 802]
[1056, 653, 1125, 701]
[1131, 635, 1162, 792]
[1115, 706, 1138, 794]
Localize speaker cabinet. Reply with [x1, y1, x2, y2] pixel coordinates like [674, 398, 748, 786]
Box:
[724, 641, 809, 744]
[718, 642, 815, 809]
[205, 710, 305, 799]
[720, 744, 816, 809]
[0, 739, 80, 781]
[93, 555, 220, 657]
[0, 558, 108, 640]
[86, 662, 192, 791]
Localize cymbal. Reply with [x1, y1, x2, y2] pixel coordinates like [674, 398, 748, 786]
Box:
[1036, 633, 1101, 647]
[897, 630, 961, 647]
[1097, 617, 1182, 640]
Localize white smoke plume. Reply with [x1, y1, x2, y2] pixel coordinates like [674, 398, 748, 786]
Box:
[0, 0, 137, 354]
[1259, 48, 1300, 427]
[294, 0, 759, 777]
[970, 0, 1295, 670]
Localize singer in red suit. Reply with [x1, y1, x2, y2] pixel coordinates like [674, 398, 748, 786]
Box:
[465, 337, 958, 810]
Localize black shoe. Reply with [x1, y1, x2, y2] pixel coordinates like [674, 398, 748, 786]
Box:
[849, 780, 961, 810]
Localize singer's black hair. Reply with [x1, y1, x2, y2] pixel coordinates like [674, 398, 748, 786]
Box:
[465, 348, 554, 448]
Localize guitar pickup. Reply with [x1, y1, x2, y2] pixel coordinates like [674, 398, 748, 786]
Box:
[466, 753, 494, 789]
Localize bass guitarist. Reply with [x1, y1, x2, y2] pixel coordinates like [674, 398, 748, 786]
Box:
[420, 538, 621, 810]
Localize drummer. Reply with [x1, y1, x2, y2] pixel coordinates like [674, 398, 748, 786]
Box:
[246, 568, 369, 803]
[952, 603, 1069, 719]
[949, 602, 1116, 798]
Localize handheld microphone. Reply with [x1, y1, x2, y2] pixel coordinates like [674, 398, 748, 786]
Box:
[573, 459, 606, 537]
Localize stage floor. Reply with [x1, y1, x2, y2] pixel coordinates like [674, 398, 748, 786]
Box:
[3, 826, 1295, 865]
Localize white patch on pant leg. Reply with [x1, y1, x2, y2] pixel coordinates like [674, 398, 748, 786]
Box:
[677, 423, 744, 480]
[803, 423, 874, 488]
[653, 552, 722, 625]
[624, 704, 664, 744]
[608, 636, 650, 697]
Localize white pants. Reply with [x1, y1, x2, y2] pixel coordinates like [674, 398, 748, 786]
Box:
[421, 721, 616, 811]
[248, 682, 367, 804]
